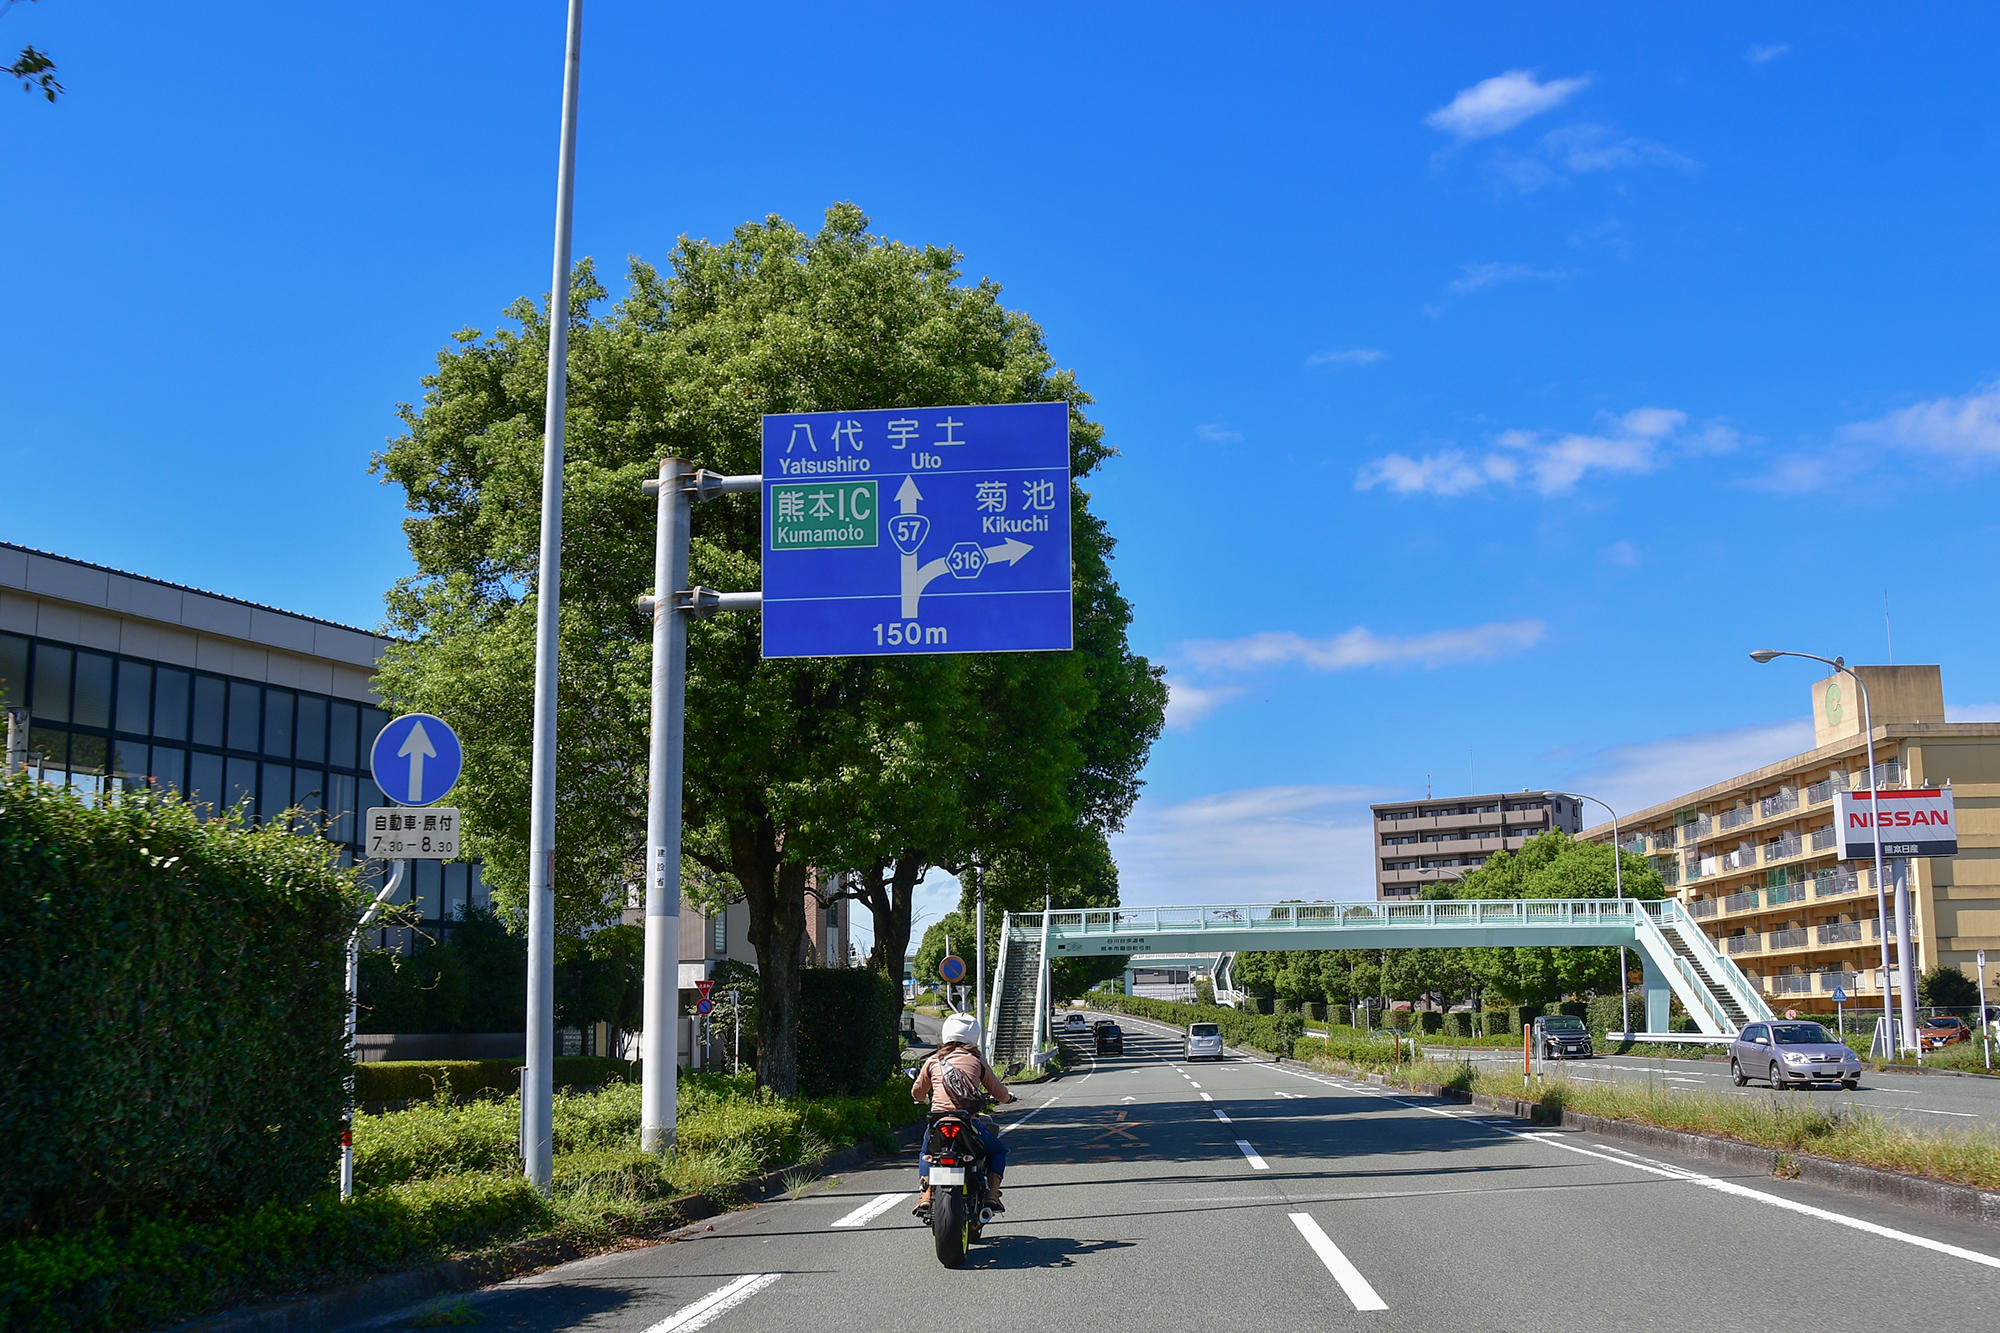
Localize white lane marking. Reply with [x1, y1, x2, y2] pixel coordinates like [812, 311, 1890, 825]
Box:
[829, 1192, 911, 1229]
[1212, 1108, 1232, 1123]
[1236, 1139, 1269, 1170]
[1290, 1213, 1388, 1311]
[1189, 1081, 1202, 1089]
[1518, 1133, 2000, 1272]
[642, 1273, 782, 1332]
[1199, 1092, 1213, 1101]
[998, 1096, 1058, 1135]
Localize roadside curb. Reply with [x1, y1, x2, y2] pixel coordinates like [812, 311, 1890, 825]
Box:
[1277, 1056, 2000, 1235]
[175, 1127, 924, 1333]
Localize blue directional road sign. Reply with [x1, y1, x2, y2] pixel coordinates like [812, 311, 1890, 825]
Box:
[760, 402, 1072, 658]
[369, 713, 464, 807]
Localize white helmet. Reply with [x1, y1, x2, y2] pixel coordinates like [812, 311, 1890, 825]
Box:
[941, 1012, 982, 1047]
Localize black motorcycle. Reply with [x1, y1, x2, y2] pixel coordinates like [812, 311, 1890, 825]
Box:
[917, 1104, 996, 1268]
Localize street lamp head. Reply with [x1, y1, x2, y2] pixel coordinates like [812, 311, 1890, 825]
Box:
[1749, 650, 1781, 664]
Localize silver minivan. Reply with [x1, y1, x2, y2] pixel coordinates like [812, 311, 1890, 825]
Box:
[1730, 1020, 1860, 1090]
[1184, 1022, 1224, 1061]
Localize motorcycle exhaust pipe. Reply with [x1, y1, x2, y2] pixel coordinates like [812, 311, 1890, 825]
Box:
[979, 1206, 995, 1225]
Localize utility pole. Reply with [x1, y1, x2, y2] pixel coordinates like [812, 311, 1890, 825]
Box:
[973, 863, 986, 1038]
[522, 0, 584, 1194]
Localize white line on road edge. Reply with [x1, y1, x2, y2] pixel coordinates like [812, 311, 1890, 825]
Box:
[1289, 1213, 1388, 1311]
[829, 1192, 911, 1228]
[999, 1096, 1058, 1135]
[1519, 1134, 2000, 1271]
[1212, 1108, 1232, 1122]
[642, 1273, 782, 1332]
[1236, 1139, 1269, 1170]
[1199, 1092, 1213, 1101]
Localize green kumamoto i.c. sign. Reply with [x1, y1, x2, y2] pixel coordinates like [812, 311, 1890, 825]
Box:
[768, 479, 878, 550]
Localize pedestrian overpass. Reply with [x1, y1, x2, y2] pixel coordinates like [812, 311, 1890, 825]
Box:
[982, 897, 1773, 1067]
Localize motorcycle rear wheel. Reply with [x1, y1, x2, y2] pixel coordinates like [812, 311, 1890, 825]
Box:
[932, 1186, 969, 1268]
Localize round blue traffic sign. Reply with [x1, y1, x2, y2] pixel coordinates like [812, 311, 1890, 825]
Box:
[939, 954, 967, 984]
[696, 998, 714, 1016]
[370, 713, 464, 806]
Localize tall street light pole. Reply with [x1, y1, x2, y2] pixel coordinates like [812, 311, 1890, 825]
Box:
[523, 0, 585, 1193]
[1750, 650, 1905, 1051]
[1568, 793, 1630, 1035]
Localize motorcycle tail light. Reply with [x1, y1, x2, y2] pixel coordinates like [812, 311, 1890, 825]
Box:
[939, 1123, 960, 1138]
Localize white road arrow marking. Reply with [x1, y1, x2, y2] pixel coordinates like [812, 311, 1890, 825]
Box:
[397, 720, 436, 804]
[1121, 1095, 1137, 1102]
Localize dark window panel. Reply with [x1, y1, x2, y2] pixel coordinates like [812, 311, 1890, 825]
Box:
[259, 762, 292, 823]
[113, 739, 147, 786]
[27, 724, 66, 772]
[72, 652, 113, 730]
[225, 755, 257, 815]
[414, 859, 441, 923]
[328, 773, 358, 845]
[442, 863, 467, 923]
[70, 732, 108, 776]
[226, 681, 260, 753]
[187, 752, 223, 816]
[293, 767, 326, 811]
[469, 864, 490, 913]
[153, 668, 190, 742]
[360, 775, 383, 814]
[192, 676, 225, 747]
[359, 707, 388, 767]
[262, 689, 294, 759]
[295, 694, 327, 765]
[149, 745, 186, 794]
[0, 633, 27, 710]
[115, 661, 151, 735]
[329, 701, 359, 770]
[31, 644, 71, 722]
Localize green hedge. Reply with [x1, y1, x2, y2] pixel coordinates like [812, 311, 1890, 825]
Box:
[1441, 1012, 1473, 1039]
[1329, 1005, 1352, 1028]
[355, 1056, 636, 1105]
[797, 968, 900, 1095]
[1585, 994, 1628, 1038]
[1508, 1005, 1544, 1034]
[1415, 1011, 1444, 1035]
[1273, 998, 1297, 1015]
[1293, 1025, 1419, 1065]
[1086, 993, 1290, 1055]
[1383, 1008, 1412, 1031]
[0, 778, 357, 1237]
[1481, 1010, 1512, 1037]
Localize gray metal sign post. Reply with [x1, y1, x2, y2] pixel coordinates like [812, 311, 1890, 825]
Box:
[1979, 949, 1991, 1072]
[637, 461, 762, 1151]
[341, 860, 406, 1200]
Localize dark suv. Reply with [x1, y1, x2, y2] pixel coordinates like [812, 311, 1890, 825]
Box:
[1094, 1022, 1124, 1055]
[1532, 1014, 1593, 1060]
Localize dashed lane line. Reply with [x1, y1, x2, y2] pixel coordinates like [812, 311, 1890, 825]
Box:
[998, 1096, 1059, 1136]
[1235, 1139, 1270, 1171]
[1212, 1108, 1232, 1123]
[829, 1192, 911, 1229]
[1290, 1213, 1388, 1312]
[641, 1273, 782, 1333]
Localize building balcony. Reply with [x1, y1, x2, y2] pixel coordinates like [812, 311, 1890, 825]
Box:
[1758, 789, 1801, 821]
[1763, 882, 1808, 908]
[1687, 896, 1719, 919]
[1769, 972, 1813, 996]
[1766, 927, 1809, 952]
[1719, 806, 1756, 832]
[1810, 827, 1837, 853]
[1805, 773, 1846, 806]
[1762, 833, 1802, 864]
[1721, 888, 1760, 915]
[1725, 933, 1762, 955]
[1816, 920, 1864, 947]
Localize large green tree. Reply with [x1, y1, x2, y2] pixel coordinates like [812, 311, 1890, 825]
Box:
[373, 205, 1163, 1095]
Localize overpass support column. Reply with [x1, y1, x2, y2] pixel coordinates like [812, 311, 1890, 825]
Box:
[1638, 952, 1672, 1034]
[1123, 968, 1134, 996]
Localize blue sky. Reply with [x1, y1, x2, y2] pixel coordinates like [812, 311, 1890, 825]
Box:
[7, 4, 1999, 944]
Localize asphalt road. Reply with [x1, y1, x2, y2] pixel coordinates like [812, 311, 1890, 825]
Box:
[1424, 1043, 2000, 1129]
[361, 1012, 2000, 1332]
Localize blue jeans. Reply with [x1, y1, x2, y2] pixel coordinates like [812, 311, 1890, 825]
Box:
[919, 1118, 1006, 1182]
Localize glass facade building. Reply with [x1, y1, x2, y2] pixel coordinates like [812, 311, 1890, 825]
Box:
[0, 544, 487, 944]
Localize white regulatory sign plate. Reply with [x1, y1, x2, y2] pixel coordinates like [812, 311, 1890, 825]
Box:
[365, 806, 462, 860]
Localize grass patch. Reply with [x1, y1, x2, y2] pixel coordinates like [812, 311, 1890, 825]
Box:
[1310, 1052, 2000, 1193]
[1, 1072, 922, 1333]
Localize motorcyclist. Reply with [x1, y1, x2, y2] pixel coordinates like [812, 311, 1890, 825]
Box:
[911, 1012, 1017, 1216]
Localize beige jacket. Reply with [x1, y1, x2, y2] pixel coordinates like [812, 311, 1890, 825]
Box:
[911, 1043, 1010, 1114]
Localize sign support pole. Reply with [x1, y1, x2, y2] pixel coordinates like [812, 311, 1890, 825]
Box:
[1893, 855, 1919, 1058]
[523, 0, 584, 1196]
[640, 458, 692, 1152]
[1978, 949, 1990, 1071]
[341, 860, 405, 1201]
[973, 865, 985, 1039]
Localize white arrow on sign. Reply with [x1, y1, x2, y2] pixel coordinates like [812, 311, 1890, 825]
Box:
[906, 538, 1034, 616]
[398, 719, 437, 804]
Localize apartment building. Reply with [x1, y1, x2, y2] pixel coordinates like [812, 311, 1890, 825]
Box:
[1581, 665, 2000, 1008]
[1373, 790, 1586, 899]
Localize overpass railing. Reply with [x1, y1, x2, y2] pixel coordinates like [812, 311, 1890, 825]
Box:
[1021, 898, 1645, 935]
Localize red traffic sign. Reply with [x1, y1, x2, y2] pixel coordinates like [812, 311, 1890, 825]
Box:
[696, 998, 713, 1016]
[694, 979, 715, 996]
[939, 954, 967, 983]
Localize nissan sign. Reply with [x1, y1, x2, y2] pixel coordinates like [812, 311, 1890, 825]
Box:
[1833, 787, 1958, 860]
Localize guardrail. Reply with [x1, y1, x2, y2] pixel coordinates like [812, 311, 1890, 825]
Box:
[1025, 898, 1646, 934]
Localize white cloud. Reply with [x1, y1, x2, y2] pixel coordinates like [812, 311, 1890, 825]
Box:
[1195, 423, 1244, 444]
[1559, 718, 1816, 826]
[1307, 347, 1386, 367]
[1164, 679, 1243, 731]
[1540, 123, 1696, 175]
[1181, 620, 1547, 675]
[1109, 785, 1390, 904]
[1425, 69, 1591, 141]
[1357, 405, 1738, 498]
[1600, 540, 1642, 568]
[1946, 702, 2000, 722]
[1747, 43, 1791, 64]
[1839, 383, 2000, 457]
[1448, 261, 1570, 294]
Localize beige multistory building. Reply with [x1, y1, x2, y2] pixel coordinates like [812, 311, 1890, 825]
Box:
[1582, 665, 2000, 1007]
[1372, 790, 1586, 899]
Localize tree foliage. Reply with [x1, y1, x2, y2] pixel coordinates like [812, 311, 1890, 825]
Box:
[1917, 963, 1978, 1009]
[6, 2, 60, 103]
[371, 204, 1164, 1094]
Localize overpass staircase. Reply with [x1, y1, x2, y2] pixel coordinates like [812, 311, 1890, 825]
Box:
[984, 925, 1044, 1068]
[1634, 900, 1772, 1033]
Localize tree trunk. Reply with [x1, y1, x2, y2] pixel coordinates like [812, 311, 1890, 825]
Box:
[733, 819, 808, 1097]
